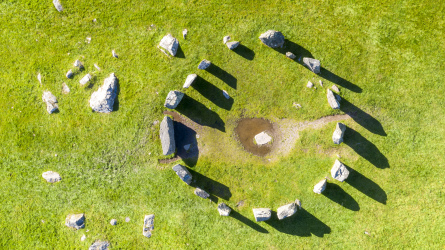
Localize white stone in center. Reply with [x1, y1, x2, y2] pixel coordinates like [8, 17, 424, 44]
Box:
[254, 132, 272, 145]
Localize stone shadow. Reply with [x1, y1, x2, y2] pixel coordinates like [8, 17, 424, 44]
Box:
[191, 76, 234, 110]
[344, 164, 387, 204]
[175, 43, 185, 58]
[175, 94, 225, 132]
[187, 168, 232, 201]
[205, 64, 237, 89]
[112, 80, 120, 112]
[265, 209, 331, 237]
[230, 209, 269, 233]
[344, 127, 389, 168]
[233, 44, 255, 60]
[340, 97, 386, 136]
[322, 183, 360, 211]
[173, 121, 198, 167]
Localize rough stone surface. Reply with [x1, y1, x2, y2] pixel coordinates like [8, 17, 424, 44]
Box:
[65, 214, 85, 229]
[183, 74, 197, 89]
[160, 116, 175, 155]
[303, 57, 321, 74]
[259, 30, 285, 48]
[332, 122, 347, 144]
[252, 208, 271, 222]
[198, 59, 211, 70]
[182, 29, 188, 39]
[172, 164, 192, 185]
[42, 91, 58, 114]
[74, 60, 83, 69]
[53, 0, 63, 12]
[164, 90, 184, 109]
[222, 90, 230, 99]
[332, 85, 340, 92]
[254, 131, 272, 145]
[331, 159, 349, 182]
[159, 34, 179, 56]
[327, 89, 340, 109]
[42, 171, 61, 183]
[110, 219, 117, 226]
[79, 73, 91, 86]
[89, 240, 110, 250]
[89, 73, 118, 113]
[66, 69, 73, 78]
[286, 52, 296, 59]
[223, 36, 231, 44]
[194, 188, 210, 199]
[313, 179, 327, 194]
[143, 214, 155, 238]
[277, 203, 298, 220]
[217, 203, 231, 216]
[307, 81, 314, 88]
[226, 41, 240, 50]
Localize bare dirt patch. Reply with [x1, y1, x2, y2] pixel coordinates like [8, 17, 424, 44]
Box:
[234, 118, 276, 156]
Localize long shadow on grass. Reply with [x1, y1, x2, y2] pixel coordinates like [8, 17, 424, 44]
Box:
[233, 44, 255, 60]
[175, 94, 225, 132]
[230, 210, 269, 233]
[344, 128, 389, 168]
[112, 79, 120, 111]
[191, 76, 234, 110]
[173, 121, 198, 167]
[340, 98, 386, 136]
[266, 209, 331, 237]
[205, 64, 237, 89]
[187, 168, 232, 201]
[323, 183, 360, 211]
[344, 164, 387, 204]
[175, 43, 185, 58]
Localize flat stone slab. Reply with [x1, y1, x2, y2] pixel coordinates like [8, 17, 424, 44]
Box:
[259, 30, 285, 48]
[164, 91, 184, 109]
[194, 188, 210, 199]
[160, 116, 175, 155]
[331, 159, 349, 182]
[252, 208, 271, 222]
[226, 41, 240, 50]
[143, 214, 154, 238]
[89, 73, 118, 113]
[42, 171, 61, 183]
[254, 131, 272, 145]
[217, 203, 231, 216]
[183, 74, 197, 89]
[79, 73, 91, 86]
[73, 60, 84, 69]
[172, 164, 192, 185]
[65, 213, 85, 230]
[42, 91, 58, 114]
[303, 57, 321, 74]
[198, 59, 211, 70]
[327, 89, 340, 109]
[89, 240, 109, 250]
[159, 34, 179, 56]
[66, 69, 73, 79]
[277, 202, 298, 220]
[313, 179, 327, 194]
[332, 122, 346, 144]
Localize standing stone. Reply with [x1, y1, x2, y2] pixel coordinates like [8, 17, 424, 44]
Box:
[143, 214, 155, 238]
[182, 29, 188, 39]
[79, 73, 92, 86]
[159, 34, 179, 57]
[252, 208, 271, 222]
[313, 179, 327, 194]
[217, 203, 231, 216]
[331, 159, 349, 182]
[194, 188, 210, 199]
[254, 131, 272, 145]
[332, 122, 346, 144]
[42, 171, 61, 183]
[183, 74, 197, 89]
[258, 30, 285, 48]
[332, 85, 340, 93]
[223, 36, 231, 44]
[303, 57, 321, 74]
[286, 52, 296, 59]
[89, 240, 110, 250]
[164, 91, 184, 109]
[89, 73, 118, 113]
[62, 83, 70, 94]
[42, 91, 58, 114]
[160, 116, 175, 155]
[226, 41, 240, 50]
[307, 81, 314, 88]
[197, 59, 211, 70]
[66, 69, 73, 78]
[65, 214, 85, 229]
[73, 60, 84, 69]
[110, 219, 117, 226]
[277, 202, 298, 220]
[327, 89, 340, 109]
[172, 164, 192, 185]
[53, 0, 63, 12]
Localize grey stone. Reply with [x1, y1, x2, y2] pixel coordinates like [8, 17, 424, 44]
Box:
[42, 171, 61, 183]
[336, 94, 341, 102]
[252, 208, 271, 222]
[254, 132, 272, 145]
[327, 89, 340, 109]
[226, 41, 240, 50]
[73, 60, 84, 69]
[319, 80, 323, 87]
[42, 91, 58, 114]
[89, 73, 118, 113]
[198, 59, 211, 70]
[81, 234, 86, 241]
[160, 116, 175, 155]
[65, 213, 85, 229]
[194, 188, 210, 199]
[172, 164, 192, 185]
[277, 202, 298, 220]
[331, 159, 349, 182]
[332, 122, 346, 144]
[223, 36, 231, 44]
[66, 69, 73, 78]
[303, 57, 321, 74]
[286, 52, 296, 59]
[307, 81, 314, 88]
[37, 73, 42, 84]
[259, 30, 285, 48]
[183, 74, 197, 89]
[182, 29, 188, 39]
[62, 83, 70, 94]
[125, 217, 130, 222]
[295, 199, 302, 208]
[313, 179, 327, 194]
[94, 64, 101, 71]
[332, 85, 340, 93]
[89, 240, 110, 250]
[111, 50, 118, 58]
[79, 73, 91, 86]
[159, 34, 179, 56]
[53, 0, 63, 12]
[110, 219, 117, 225]
[164, 91, 184, 109]
[222, 90, 230, 99]
[143, 214, 154, 238]
[217, 203, 231, 216]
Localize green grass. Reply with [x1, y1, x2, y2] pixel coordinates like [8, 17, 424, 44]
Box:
[1, 0, 444, 248]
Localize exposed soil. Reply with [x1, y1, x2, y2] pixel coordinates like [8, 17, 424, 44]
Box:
[234, 118, 276, 156]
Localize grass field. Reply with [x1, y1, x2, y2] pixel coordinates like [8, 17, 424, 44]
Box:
[1, 0, 444, 248]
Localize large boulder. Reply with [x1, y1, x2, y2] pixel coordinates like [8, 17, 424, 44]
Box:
[277, 202, 298, 220]
[302, 57, 321, 74]
[159, 34, 179, 56]
[327, 89, 340, 109]
[197, 59, 211, 70]
[65, 214, 85, 229]
[226, 41, 240, 50]
[89, 73, 118, 113]
[252, 208, 271, 222]
[160, 116, 175, 155]
[194, 188, 210, 199]
[331, 159, 349, 182]
[53, 0, 63, 12]
[143, 214, 155, 238]
[259, 30, 285, 48]
[217, 203, 231, 216]
[183, 74, 197, 89]
[332, 122, 346, 144]
[164, 91, 184, 109]
[89, 240, 110, 250]
[172, 164, 192, 185]
[42, 91, 58, 114]
[313, 179, 327, 194]
[42, 171, 61, 183]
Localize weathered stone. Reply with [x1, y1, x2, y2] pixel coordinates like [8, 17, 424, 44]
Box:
[73, 60, 84, 69]
[66, 69, 73, 78]
[286, 52, 296, 59]
[327, 89, 340, 109]
[194, 188, 210, 199]
[164, 90, 184, 109]
[89, 240, 110, 250]
[79, 73, 92, 86]
[42, 91, 58, 114]
[160, 116, 175, 155]
[332, 122, 346, 144]
[197, 59, 211, 70]
[159, 34, 179, 57]
[336, 94, 341, 102]
[65, 213, 85, 229]
[182, 29, 188, 39]
[259, 30, 285, 48]
[277, 202, 298, 220]
[143, 214, 154, 238]
[110, 219, 117, 226]
[226, 41, 240, 50]
[42, 171, 61, 183]
[172, 164, 192, 185]
[62, 83, 70, 94]
[307, 81, 314, 88]
[331, 159, 349, 182]
[217, 203, 231, 216]
[183, 74, 197, 89]
[313, 179, 327, 194]
[223, 36, 231, 44]
[112, 50, 118, 58]
[222, 90, 230, 99]
[252, 208, 271, 222]
[332, 85, 340, 92]
[89, 73, 118, 113]
[303, 57, 321, 74]
[53, 0, 63, 12]
[254, 132, 272, 145]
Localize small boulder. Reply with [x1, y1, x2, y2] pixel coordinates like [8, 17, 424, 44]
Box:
[277, 202, 298, 220]
[81, 235, 86, 241]
[143, 214, 155, 238]
[164, 91, 184, 109]
[65, 213, 85, 229]
[159, 34, 179, 57]
[182, 29, 188, 39]
[252, 208, 271, 222]
[226, 41, 240, 50]
[217, 203, 231, 216]
[194, 188, 210, 199]
[37, 73, 42, 84]
[307, 81, 314, 88]
[332, 122, 346, 144]
[222, 90, 230, 99]
[286, 52, 296, 59]
[53, 0, 63, 12]
[112, 50, 118, 58]
[258, 30, 285, 48]
[172, 164, 192, 185]
[295, 199, 302, 208]
[110, 219, 117, 226]
[254, 131, 272, 145]
[302, 57, 321, 74]
[42, 171, 61, 183]
[79, 73, 92, 86]
[62, 83, 70, 94]
[73, 60, 84, 69]
[89, 73, 118, 113]
[197, 59, 211, 70]
[319, 80, 323, 87]
[332, 85, 340, 93]
[327, 89, 340, 109]
[160, 116, 175, 155]
[66, 69, 73, 79]
[331, 159, 349, 182]
[89, 240, 110, 250]
[42, 91, 58, 114]
[183, 74, 197, 89]
[313, 179, 327, 194]
[94, 64, 101, 71]
[223, 36, 231, 44]
[125, 217, 130, 222]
